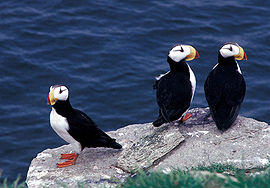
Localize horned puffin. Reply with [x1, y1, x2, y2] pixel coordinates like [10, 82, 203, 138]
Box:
[204, 43, 247, 131]
[153, 45, 200, 127]
[47, 85, 122, 168]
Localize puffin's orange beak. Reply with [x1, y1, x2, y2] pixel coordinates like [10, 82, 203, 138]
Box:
[47, 89, 57, 105]
[186, 45, 200, 61]
[47, 94, 50, 105]
[235, 46, 247, 60]
[195, 50, 200, 59]
[243, 51, 247, 60]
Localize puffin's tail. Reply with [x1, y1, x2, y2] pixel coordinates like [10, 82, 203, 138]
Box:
[153, 116, 166, 127]
[210, 104, 241, 131]
[109, 139, 122, 149]
[97, 128, 122, 149]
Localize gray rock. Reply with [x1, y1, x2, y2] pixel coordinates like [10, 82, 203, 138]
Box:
[26, 108, 270, 188]
[26, 145, 127, 188]
[116, 124, 184, 173]
[26, 122, 184, 187]
[154, 108, 270, 172]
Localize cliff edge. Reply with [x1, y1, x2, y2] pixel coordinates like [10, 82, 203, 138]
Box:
[26, 108, 270, 187]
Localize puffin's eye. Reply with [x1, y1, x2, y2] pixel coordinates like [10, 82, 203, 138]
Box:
[174, 47, 184, 52]
[229, 46, 233, 51]
[180, 47, 184, 52]
[59, 87, 67, 94]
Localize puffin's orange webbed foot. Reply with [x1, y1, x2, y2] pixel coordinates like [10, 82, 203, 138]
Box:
[57, 154, 79, 168]
[181, 113, 192, 122]
[61, 152, 77, 160]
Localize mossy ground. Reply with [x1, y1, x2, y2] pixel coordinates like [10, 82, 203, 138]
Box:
[2, 164, 270, 187]
[118, 164, 270, 188]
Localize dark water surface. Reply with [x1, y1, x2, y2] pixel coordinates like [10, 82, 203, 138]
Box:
[0, 0, 270, 181]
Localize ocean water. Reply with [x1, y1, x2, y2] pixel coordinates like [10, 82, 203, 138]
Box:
[0, 0, 270, 181]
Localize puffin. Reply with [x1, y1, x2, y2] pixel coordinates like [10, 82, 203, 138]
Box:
[153, 45, 200, 127]
[47, 85, 122, 168]
[204, 43, 247, 131]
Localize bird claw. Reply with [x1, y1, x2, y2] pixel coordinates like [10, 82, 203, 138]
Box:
[57, 160, 75, 168]
[57, 153, 79, 168]
[181, 113, 192, 122]
[61, 152, 77, 160]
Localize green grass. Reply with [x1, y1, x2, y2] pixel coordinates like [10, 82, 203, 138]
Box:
[0, 176, 26, 188]
[2, 164, 270, 187]
[118, 164, 270, 188]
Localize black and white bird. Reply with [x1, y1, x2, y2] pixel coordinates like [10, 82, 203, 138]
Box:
[153, 45, 200, 127]
[204, 43, 247, 131]
[47, 85, 122, 168]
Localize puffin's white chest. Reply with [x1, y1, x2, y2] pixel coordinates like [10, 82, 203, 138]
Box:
[50, 108, 69, 136]
[50, 108, 81, 153]
[187, 64, 196, 101]
[236, 62, 242, 74]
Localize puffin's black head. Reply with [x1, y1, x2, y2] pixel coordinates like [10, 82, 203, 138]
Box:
[219, 42, 247, 61]
[168, 44, 200, 63]
[47, 85, 69, 106]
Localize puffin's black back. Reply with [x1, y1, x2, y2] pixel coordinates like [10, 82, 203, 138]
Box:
[53, 100, 122, 150]
[154, 57, 192, 125]
[66, 109, 122, 150]
[204, 53, 246, 130]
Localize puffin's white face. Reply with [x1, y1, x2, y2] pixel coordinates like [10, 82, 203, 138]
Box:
[47, 85, 69, 105]
[219, 43, 247, 60]
[168, 45, 199, 62]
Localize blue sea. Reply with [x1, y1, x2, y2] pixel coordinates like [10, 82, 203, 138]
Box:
[0, 0, 270, 181]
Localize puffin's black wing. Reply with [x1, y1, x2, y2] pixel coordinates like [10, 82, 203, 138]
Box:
[224, 74, 246, 106]
[204, 71, 246, 130]
[204, 71, 222, 107]
[156, 73, 192, 122]
[153, 79, 160, 90]
[67, 109, 122, 149]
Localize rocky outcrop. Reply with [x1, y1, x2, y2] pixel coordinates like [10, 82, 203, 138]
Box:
[26, 108, 270, 187]
[116, 124, 184, 173]
[26, 118, 184, 187]
[154, 108, 270, 172]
